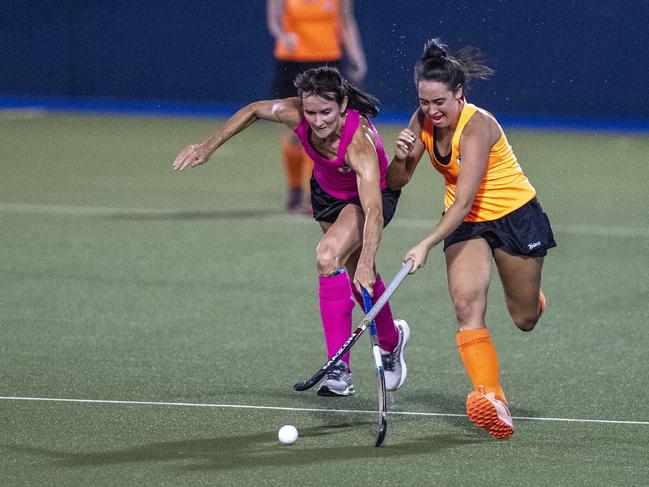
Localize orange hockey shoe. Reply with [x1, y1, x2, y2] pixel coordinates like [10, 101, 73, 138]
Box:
[466, 386, 514, 440]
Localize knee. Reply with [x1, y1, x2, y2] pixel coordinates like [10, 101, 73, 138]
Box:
[453, 296, 485, 326]
[513, 313, 539, 332]
[316, 244, 341, 276]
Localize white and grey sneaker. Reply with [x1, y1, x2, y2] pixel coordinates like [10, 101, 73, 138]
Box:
[381, 319, 410, 391]
[317, 361, 355, 397]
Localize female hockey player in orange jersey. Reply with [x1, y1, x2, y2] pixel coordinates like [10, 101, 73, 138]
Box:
[388, 38, 556, 440]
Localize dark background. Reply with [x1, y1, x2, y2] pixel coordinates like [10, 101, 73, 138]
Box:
[1, 0, 647, 124]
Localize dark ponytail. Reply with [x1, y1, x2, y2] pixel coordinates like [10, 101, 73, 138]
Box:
[294, 65, 380, 117]
[414, 38, 494, 92]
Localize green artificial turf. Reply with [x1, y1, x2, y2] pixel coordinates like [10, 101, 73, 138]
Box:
[1, 113, 648, 486]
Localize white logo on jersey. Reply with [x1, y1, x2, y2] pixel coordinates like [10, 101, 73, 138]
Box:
[338, 165, 352, 174]
[527, 241, 541, 250]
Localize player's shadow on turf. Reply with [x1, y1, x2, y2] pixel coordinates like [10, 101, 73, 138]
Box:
[383, 390, 492, 437]
[400, 390, 467, 417]
[106, 209, 284, 221]
[400, 390, 545, 429]
[7, 426, 488, 472]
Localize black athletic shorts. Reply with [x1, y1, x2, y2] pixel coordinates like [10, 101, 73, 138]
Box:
[443, 197, 557, 256]
[272, 60, 341, 98]
[310, 176, 401, 226]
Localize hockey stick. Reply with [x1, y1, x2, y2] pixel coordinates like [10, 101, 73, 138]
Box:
[361, 288, 388, 447]
[293, 259, 414, 392]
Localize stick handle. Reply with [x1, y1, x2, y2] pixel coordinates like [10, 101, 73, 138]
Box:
[361, 260, 413, 325]
[361, 288, 379, 338]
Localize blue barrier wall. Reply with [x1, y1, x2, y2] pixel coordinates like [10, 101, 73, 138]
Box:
[2, 1, 647, 124]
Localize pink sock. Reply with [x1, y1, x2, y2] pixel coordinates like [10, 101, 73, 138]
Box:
[352, 275, 399, 352]
[319, 271, 355, 368]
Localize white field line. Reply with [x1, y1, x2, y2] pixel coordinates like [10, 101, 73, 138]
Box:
[1, 396, 648, 426]
[1, 202, 648, 237]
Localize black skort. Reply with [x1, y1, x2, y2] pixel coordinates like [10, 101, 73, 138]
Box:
[310, 176, 401, 227]
[444, 197, 557, 257]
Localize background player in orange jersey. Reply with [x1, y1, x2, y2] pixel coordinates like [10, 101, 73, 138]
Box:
[388, 38, 556, 440]
[267, 0, 367, 213]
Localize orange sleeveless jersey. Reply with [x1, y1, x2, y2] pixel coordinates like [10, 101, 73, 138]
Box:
[274, 0, 342, 61]
[421, 103, 536, 222]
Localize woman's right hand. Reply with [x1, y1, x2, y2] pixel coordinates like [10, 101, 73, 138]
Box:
[394, 128, 417, 162]
[173, 143, 211, 171]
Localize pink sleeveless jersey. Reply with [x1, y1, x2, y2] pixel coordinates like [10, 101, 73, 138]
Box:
[294, 109, 389, 200]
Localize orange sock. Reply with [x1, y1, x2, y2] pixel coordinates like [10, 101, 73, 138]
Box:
[456, 328, 507, 404]
[539, 291, 546, 318]
[282, 140, 304, 189]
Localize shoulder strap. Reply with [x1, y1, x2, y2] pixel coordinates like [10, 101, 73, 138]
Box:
[451, 103, 478, 150]
[337, 109, 360, 160]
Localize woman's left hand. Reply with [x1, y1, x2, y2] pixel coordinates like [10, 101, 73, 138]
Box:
[403, 242, 430, 274]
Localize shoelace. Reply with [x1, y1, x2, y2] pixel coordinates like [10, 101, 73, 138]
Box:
[326, 365, 347, 382]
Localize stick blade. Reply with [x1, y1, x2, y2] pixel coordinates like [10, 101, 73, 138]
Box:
[374, 363, 388, 447]
[293, 380, 315, 391]
[375, 417, 387, 447]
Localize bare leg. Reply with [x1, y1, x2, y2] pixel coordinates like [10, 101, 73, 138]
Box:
[447, 239, 510, 421]
[315, 204, 365, 373]
[493, 248, 544, 332]
[445, 239, 493, 330]
[316, 204, 364, 275]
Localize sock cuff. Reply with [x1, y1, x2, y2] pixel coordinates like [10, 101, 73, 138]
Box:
[456, 328, 490, 348]
[318, 271, 352, 300]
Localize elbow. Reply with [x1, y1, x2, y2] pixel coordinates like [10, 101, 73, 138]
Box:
[388, 181, 404, 191]
[387, 173, 410, 191]
[401, 173, 412, 188]
[395, 175, 411, 190]
[248, 102, 263, 119]
[459, 199, 473, 214]
[453, 196, 475, 218]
